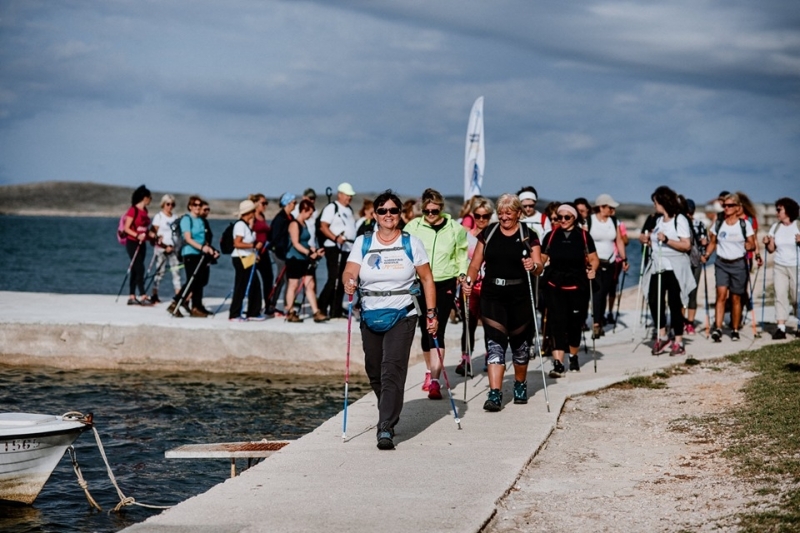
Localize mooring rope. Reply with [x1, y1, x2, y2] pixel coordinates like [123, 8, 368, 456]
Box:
[63, 411, 172, 513]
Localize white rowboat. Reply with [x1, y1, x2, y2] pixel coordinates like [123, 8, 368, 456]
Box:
[0, 412, 93, 504]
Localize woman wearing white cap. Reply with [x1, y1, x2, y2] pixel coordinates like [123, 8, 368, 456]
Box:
[587, 193, 628, 338]
[229, 200, 267, 321]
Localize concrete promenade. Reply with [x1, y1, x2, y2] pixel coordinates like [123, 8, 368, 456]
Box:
[1, 288, 792, 533]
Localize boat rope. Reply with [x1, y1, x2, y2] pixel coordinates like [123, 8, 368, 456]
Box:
[62, 411, 172, 513]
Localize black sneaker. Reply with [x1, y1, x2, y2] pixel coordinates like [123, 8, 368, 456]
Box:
[513, 381, 528, 404]
[772, 329, 787, 340]
[549, 359, 566, 378]
[711, 328, 722, 343]
[376, 430, 394, 450]
[606, 313, 616, 325]
[455, 355, 472, 377]
[569, 355, 580, 372]
[483, 388, 503, 411]
[731, 330, 740, 341]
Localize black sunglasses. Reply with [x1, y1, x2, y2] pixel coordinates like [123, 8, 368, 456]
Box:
[521, 203, 536, 209]
[556, 214, 574, 221]
[722, 203, 739, 208]
[422, 209, 441, 216]
[473, 213, 491, 220]
[376, 207, 400, 215]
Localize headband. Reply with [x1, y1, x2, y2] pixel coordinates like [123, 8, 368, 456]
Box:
[557, 204, 578, 219]
[519, 191, 537, 202]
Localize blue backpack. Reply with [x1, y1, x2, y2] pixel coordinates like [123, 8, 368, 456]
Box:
[360, 231, 414, 262]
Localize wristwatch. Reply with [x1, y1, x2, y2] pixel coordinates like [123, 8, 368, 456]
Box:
[426, 309, 437, 319]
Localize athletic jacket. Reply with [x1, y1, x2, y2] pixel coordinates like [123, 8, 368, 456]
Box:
[403, 214, 468, 282]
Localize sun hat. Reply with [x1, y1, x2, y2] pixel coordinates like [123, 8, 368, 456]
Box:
[594, 193, 619, 208]
[280, 192, 297, 207]
[338, 182, 356, 196]
[238, 199, 256, 217]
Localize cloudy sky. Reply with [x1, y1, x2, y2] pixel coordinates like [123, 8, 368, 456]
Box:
[1, 0, 798, 203]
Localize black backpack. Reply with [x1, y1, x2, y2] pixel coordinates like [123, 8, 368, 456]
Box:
[219, 221, 238, 255]
[169, 214, 187, 260]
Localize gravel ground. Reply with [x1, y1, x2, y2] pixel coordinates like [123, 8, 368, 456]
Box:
[486, 361, 765, 533]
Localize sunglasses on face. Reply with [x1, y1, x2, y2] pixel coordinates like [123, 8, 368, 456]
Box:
[556, 214, 574, 221]
[522, 203, 535, 209]
[722, 203, 739, 208]
[165, 202, 175, 206]
[473, 213, 491, 220]
[376, 207, 400, 215]
[422, 209, 441, 216]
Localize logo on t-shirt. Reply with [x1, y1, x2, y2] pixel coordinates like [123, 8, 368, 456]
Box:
[367, 254, 382, 269]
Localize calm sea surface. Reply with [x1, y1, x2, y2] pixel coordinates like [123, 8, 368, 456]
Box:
[0, 215, 641, 532]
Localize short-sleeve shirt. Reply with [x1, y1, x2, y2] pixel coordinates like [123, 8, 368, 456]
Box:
[770, 222, 800, 267]
[479, 224, 541, 297]
[521, 211, 552, 242]
[151, 211, 177, 246]
[125, 206, 151, 242]
[542, 228, 597, 290]
[180, 214, 207, 257]
[649, 214, 692, 272]
[348, 233, 429, 314]
[320, 201, 356, 251]
[711, 218, 754, 260]
[232, 219, 256, 258]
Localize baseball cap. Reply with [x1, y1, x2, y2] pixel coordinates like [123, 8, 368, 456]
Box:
[338, 182, 356, 196]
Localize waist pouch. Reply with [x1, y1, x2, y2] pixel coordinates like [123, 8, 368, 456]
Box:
[362, 304, 415, 333]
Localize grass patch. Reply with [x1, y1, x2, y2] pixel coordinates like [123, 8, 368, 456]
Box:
[722, 340, 800, 531]
[611, 374, 668, 390]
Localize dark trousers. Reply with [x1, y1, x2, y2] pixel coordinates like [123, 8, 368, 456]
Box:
[256, 252, 273, 311]
[416, 277, 457, 351]
[126, 240, 146, 296]
[648, 270, 685, 336]
[319, 247, 349, 318]
[546, 284, 589, 351]
[175, 253, 209, 310]
[591, 261, 615, 324]
[361, 316, 417, 432]
[230, 257, 262, 319]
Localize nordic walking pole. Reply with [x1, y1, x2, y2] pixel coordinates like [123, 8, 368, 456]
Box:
[632, 235, 648, 341]
[267, 264, 287, 314]
[461, 277, 472, 402]
[588, 269, 597, 372]
[760, 249, 768, 331]
[116, 241, 142, 302]
[747, 259, 761, 338]
[432, 336, 461, 429]
[653, 241, 662, 354]
[212, 288, 233, 317]
[143, 253, 168, 295]
[523, 251, 550, 411]
[342, 292, 353, 441]
[612, 270, 626, 334]
[703, 263, 711, 339]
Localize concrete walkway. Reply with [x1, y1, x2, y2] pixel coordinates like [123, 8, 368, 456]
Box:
[117, 303, 787, 532]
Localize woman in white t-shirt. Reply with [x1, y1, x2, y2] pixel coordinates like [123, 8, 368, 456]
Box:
[149, 194, 182, 303]
[228, 200, 266, 322]
[642, 186, 696, 356]
[763, 197, 800, 339]
[343, 191, 437, 451]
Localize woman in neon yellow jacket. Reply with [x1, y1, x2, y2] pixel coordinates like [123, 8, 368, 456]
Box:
[404, 188, 469, 400]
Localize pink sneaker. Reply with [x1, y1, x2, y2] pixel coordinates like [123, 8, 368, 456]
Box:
[427, 380, 442, 400]
[684, 323, 696, 335]
[422, 372, 431, 391]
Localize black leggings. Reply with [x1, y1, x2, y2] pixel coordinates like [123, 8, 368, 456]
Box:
[481, 291, 532, 366]
[230, 257, 262, 319]
[126, 240, 146, 297]
[175, 253, 209, 309]
[417, 277, 457, 351]
[545, 284, 589, 351]
[648, 270, 684, 336]
[591, 260, 615, 324]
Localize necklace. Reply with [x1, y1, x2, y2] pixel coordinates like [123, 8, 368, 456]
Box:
[376, 229, 400, 244]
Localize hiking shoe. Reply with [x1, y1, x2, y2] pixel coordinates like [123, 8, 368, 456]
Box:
[651, 337, 670, 355]
[606, 313, 616, 325]
[427, 380, 442, 400]
[127, 298, 140, 306]
[190, 307, 208, 318]
[731, 330, 740, 341]
[149, 294, 161, 304]
[669, 342, 686, 356]
[711, 328, 722, 342]
[483, 388, 503, 412]
[684, 323, 696, 335]
[286, 311, 303, 323]
[422, 372, 431, 391]
[569, 355, 580, 372]
[376, 431, 395, 450]
[248, 314, 268, 322]
[455, 355, 472, 376]
[549, 359, 566, 378]
[139, 296, 155, 306]
[513, 380, 528, 404]
[313, 311, 329, 323]
[772, 329, 787, 340]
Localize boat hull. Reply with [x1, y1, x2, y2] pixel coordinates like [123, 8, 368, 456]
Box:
[0, 413, 91, 504]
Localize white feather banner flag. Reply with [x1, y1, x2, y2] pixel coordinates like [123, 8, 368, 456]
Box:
[464, 96, 485, 201]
